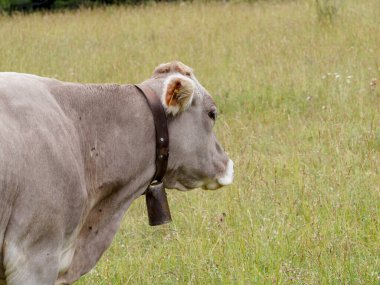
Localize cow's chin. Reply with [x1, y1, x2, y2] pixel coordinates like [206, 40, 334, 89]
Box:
[165, 160, 234, 192]
[201, 181, 223, 191]
[166, 180, 220, 192]
[166, 180, 223, 192]
[167, 181, 203, 192]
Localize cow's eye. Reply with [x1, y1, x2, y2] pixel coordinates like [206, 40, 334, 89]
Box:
[208, 110, 217, 121]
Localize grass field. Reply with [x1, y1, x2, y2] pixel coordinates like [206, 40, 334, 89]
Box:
[1, 0, 379, 284]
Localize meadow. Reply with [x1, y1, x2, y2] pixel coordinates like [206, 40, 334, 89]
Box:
[0, 0, 379, 283]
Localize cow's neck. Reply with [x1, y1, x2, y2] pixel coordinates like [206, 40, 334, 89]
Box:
[51, 82, 157, 205]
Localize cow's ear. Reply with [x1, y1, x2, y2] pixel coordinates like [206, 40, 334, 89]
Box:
[162, 75, 195, 115]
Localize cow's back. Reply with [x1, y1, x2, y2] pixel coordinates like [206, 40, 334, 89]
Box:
[0, 73, 87, 283]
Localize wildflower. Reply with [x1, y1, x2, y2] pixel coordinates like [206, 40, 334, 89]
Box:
[370, 78, 377, 91]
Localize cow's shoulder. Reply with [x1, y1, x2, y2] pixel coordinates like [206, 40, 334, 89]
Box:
[0, 73, 85, 200]
[0, 74, 87, 277]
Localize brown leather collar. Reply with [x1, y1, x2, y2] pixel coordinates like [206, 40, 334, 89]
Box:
[134, 84, 172, 226]
[134, 84, 169, 184]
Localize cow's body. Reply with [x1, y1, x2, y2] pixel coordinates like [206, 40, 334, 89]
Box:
[0, 62, 233, 285]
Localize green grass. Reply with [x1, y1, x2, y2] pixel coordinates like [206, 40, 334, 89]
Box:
[1, 0, 379, 284]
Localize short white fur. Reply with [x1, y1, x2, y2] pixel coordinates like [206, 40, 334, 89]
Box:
[217, 159, 234, 186]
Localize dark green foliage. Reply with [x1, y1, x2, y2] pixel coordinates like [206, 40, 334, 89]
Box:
[0, 0, 296, 13]
[0, 0, 160, 12]
[0, 0, 11, 11]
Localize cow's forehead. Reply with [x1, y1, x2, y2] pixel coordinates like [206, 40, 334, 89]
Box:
[203, 92, 216, 108]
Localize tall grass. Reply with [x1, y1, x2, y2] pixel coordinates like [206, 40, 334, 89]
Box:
[0, 0, 379, 284]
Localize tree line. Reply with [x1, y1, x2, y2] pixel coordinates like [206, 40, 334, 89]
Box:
[0, 0, 181, 12]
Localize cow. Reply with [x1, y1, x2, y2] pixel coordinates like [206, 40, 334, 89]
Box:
[0, 61, 233, 285]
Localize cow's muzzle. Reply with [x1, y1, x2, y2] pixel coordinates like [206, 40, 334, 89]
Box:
[202, 159, 234, 190]
[217, 159, 234, 186]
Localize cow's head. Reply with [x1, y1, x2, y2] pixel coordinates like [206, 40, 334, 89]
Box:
[146, 61, 233, 191]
